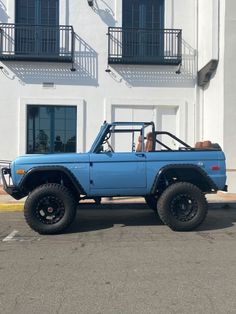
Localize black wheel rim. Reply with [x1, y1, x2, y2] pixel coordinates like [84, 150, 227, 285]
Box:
[170, 194, 198, 222]
[35, 195, 65, 225]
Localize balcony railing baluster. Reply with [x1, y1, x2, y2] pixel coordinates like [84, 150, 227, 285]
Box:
[108, 27, 182, 65]
[0, 23, 74, 62]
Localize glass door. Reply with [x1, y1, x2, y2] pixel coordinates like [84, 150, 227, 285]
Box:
[122, 0, 164, 62]
[15, 0, 59, 56]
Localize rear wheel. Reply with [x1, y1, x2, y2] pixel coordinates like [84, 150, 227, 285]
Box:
[157, 182, 208, 231]
[24, 183, 76, 234]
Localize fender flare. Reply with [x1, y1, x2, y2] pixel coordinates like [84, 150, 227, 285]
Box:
[19, 165, 86, 195]
[151, 164, 218, 194]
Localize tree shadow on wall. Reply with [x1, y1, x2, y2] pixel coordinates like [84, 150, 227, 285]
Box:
[2, 35, 98, 86]
[92, 0, 116, 27]
[108, 40, 196, 88]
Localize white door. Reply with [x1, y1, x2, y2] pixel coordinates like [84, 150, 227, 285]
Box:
[156, 106, 178, 150]
[112, 105, 179, 151]
[112, 105, 155, 151]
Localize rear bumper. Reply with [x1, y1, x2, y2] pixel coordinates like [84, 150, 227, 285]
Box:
[1, 168, 26, 200]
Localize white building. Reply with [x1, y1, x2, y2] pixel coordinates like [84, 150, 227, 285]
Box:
[0, 0, 235, 191]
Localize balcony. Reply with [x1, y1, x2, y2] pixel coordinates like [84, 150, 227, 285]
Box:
[108, 27, 182, 65]
[0, 23, 74, 63]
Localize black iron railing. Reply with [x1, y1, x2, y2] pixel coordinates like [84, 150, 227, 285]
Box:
[108, 27, 182, 65]
[0, 23, 75, 62]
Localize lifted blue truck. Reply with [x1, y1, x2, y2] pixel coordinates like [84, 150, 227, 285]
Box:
[1, 122, 227, 234]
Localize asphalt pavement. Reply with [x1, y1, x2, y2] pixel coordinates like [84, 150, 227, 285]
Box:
[1, 186, 236, 313]
[1, 200, 236, 314]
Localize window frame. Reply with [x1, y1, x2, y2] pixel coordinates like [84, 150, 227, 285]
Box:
[26, 104, 77, 154]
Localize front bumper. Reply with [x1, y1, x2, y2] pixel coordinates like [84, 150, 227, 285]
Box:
[1, 167, 26, 200]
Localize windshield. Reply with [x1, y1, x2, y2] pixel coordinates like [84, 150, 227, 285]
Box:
[90, 122, 155, 153]
[89, 123, 110, 153]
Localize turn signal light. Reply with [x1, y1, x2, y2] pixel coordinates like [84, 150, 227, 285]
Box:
[211, 166, 220, 171]
[16, 169, 25, 175]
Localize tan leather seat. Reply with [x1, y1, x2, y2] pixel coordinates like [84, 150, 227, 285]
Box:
[136, 135, 143, 152]
[145, 132, 154, 152]
[195, 141, 203, 149]
[202, 140, 212, 148]
[195, 140, 212, 149]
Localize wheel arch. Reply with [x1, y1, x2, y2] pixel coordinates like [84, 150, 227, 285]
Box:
[20, 166, 86, 199]
[151, 164, 218, 194]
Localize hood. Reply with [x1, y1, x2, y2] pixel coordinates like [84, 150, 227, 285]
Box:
[13, 153, 90, 166]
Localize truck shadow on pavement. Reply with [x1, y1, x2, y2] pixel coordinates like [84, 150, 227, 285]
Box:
[66, 202, 162, 234]
[65, 202, 236, 234]
[197, 203, 236, 232]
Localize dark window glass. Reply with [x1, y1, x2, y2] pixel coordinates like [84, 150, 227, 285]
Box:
[122, 0, 164, 59]
[27, 105, 77, 154]
[15, 0, 59, 55]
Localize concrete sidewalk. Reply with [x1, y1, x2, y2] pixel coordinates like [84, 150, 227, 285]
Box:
[0, 186, 236, 212]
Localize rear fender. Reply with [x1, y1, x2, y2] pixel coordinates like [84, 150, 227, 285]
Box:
[151, 164, 218, 194]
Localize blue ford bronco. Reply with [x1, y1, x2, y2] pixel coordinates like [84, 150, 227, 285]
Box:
[1, 121, 227, 234]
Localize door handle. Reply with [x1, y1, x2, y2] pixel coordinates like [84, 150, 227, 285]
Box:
[136, 153, 145, 157]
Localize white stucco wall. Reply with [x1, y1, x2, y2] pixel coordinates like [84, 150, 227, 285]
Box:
[198, 0, 225, 145]
[198, 0, 219, 70]
[223, 0, 236, 191]
[197, 0, 236, 192]
[0, 0, 197, 163]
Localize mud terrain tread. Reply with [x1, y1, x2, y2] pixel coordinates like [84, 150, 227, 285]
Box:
[157, 182, 208, 231]
[24, 183, 76, 234]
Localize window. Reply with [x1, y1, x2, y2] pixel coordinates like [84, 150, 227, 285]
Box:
[27, 105, 77, 154]
[15, 0, 59, 55]
[122, 0, 164, 59]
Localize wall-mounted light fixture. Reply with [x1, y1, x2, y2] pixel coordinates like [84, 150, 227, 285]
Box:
[87, 0, 94, 7]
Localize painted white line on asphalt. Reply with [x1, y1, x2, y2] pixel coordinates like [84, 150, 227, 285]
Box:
[2, 230, 18, 242]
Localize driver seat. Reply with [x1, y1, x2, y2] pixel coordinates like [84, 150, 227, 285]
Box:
[145, 133, 154, 152]
[136, 135, 143, 152]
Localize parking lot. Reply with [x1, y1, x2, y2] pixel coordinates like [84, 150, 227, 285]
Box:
[1, 200, 236, 314]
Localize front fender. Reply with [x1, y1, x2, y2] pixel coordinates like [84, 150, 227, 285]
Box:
[19, 165, 86, 195]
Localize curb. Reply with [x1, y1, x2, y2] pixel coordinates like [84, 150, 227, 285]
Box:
[0, 204, 24, 212]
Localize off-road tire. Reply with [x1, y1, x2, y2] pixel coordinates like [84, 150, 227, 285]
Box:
[24, 183, 76, 234]
[157, 182, 208, 231]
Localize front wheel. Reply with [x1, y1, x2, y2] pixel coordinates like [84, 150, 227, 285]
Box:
[24, 183, 76, 234]
[157, 182, 208, 231]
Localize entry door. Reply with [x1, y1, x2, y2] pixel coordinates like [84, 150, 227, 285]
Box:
[15, 0, 59, 55]
[122, 0, 164, 61]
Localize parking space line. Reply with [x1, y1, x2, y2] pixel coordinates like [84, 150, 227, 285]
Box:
[2, 230, 18, 242]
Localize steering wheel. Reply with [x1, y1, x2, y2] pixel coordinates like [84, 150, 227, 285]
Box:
[103, 132, 111, 144]
[105, 140, 114, 152]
